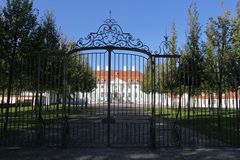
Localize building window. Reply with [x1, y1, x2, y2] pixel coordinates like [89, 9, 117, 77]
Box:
[213, 100, 216, 105]
[101, 92, 104, 97]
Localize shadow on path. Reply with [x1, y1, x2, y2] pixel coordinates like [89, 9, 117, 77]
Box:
[0, 147, 240, 160]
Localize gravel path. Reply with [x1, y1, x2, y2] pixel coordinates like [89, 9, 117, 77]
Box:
[0, 104, 227, 147]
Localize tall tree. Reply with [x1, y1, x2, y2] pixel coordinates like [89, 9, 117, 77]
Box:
[141, 61, 152, 92]
[158, 23, 178, 92]
[156, 23, 178, 107]
[31, 11, 63, 121]
[178, 3, 203, 119]
[231, 1, 240, 135]
[68, 53, 96, 109]
[168, 23, 178, 104]
[2, 0, 37, 131]
[207, 9, 232, 132]
[231, 0, 240, 91]
[204, 19, 218, 109]
[0, 7, 7, 114]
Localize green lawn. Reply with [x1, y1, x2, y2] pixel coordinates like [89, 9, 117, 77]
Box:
[0, 104, 86, 138]
[147, 106, 240, 146]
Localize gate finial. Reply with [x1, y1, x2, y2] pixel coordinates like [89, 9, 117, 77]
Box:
[164, 29, 168, 42]
[109, 10, 112, 19]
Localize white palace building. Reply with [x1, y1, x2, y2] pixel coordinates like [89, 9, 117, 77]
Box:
[1, 65, 239, 108]
[90, 65, 145, 104]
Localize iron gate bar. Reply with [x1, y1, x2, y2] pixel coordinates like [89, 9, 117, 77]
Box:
[68, 47, 152, 56]
[152, 54, 180, 58]
[151, 56, 156, 148]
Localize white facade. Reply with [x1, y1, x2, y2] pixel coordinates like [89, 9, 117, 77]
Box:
[88, 77, 146, 104]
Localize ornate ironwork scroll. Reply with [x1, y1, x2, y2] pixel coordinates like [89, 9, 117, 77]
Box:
[77, 18, 150, 52]
[157, 35, 178, 55]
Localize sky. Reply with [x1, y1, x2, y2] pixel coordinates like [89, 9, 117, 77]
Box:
[0, 0, 239, 53]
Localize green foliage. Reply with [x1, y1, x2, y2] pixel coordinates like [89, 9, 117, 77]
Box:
[1, 0, 38, 131]
[0, 9, 7, 91]
[203, 20, 218, 91]
[206, 11, 234, 92]
[143, 23, 179, 94]
[68, 54, 96, 93]
[141, 61, 152, 94]
[159, 23, 178, 93]
[0, 0, 97, 131]
[2, 0, 37, 59]
[230, 0, 240, 90]
[177, 3, 204, 93]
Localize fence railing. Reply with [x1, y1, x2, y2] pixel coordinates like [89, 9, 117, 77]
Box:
[0, 54, 239, 147]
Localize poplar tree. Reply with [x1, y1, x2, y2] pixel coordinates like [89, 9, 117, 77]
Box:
[231, 0, 240, 92]
[204, 20, 218, 109]
[178, 3, 203, 119]
[2, 0, 37, 131]
[0, 8, 6, 114]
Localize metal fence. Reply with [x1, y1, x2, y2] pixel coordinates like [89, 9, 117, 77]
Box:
[0, 52, 239, 148]
[0, 18, 239, 148]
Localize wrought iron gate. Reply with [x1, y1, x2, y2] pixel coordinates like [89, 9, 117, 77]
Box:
[65, 18, 158, 147]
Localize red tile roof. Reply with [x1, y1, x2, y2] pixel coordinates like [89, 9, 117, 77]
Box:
[93, 70, 143, 84]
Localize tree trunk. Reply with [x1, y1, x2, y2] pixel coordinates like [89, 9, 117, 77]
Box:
[217, 81, 222, 134]
[3, 58, 14, 132]
[14, 88, 20, 117]
[170, 90, 173, 110]
[208, 93, 212, 115]
[235, 89, 239, 146]
[1, 88, 5, 115]
[35, 91, 39, 116]
[166, 92, 169, 108]
[31, 92, 35, 111]
[56, 93, 59, 118]
[38, 92, 43, 122]
[67, 93, 71, 114]
[85, 92, 88, 109]
[187, 85, 192, 120]
[178, 87, 182, 120]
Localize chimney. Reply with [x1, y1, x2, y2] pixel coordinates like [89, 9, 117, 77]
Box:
[105, 65, 108, 71]
[132, 65, 135, 71]
[97, 65, 100, 71]
[123, 65, 127, 71]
